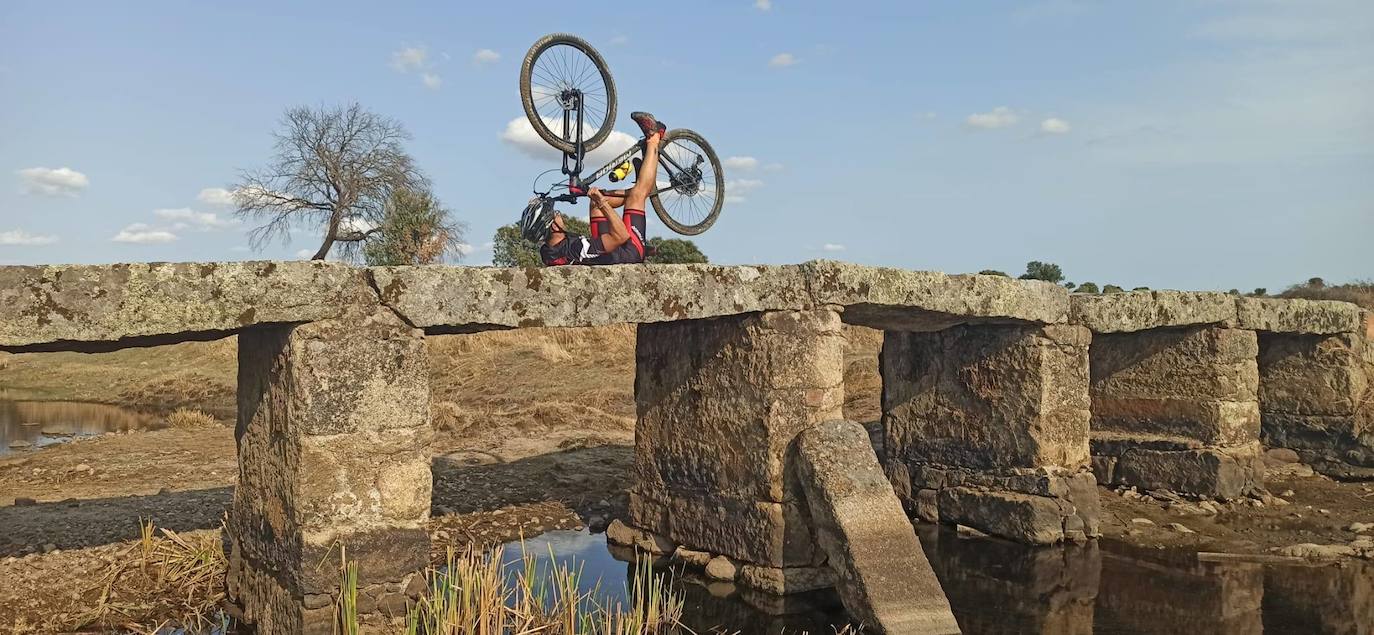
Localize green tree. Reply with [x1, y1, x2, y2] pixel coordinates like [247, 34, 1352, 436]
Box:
[1251, 287, 1268, 297]
[1018, 261, 1065, 284]
[1076, 282, 1100, 294]
[1063, 282, 1077, 290]
[1307, 277, 1325, 289]
[1227, 289, 1241, 296]
[1102, 284, 1125, 293]
[363, 187, 466, 266]
[646, 237, 708, 264]
[1132, 286, 1150, 291]
[978, 269, 1009, 277]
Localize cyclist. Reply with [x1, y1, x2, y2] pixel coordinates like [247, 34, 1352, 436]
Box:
[520, 112, 666, 266]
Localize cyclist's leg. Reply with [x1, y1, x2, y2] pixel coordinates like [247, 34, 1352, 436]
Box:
[624, 132, 661, 213]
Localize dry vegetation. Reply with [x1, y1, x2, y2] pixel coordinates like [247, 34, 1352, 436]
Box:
[1279, 280, 1374, 310]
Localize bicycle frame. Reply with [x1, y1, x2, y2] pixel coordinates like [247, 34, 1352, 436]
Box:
[549, 88, 700, 204]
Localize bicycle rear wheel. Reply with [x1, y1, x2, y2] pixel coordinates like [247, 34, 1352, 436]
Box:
[650, 129, 725, 236]
[519, 33, 617, 154]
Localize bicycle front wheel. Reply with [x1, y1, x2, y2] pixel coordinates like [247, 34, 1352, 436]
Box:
[650, 129, 725, 236]
[519, 33, 618, 154]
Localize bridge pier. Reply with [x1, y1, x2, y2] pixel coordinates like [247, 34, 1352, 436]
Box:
[1089, 326, 1265, 499]
[630, 309, 842, 588]
[1259, 330, 1373, 478]
[225, 306, 432, 633]
[881, 324, 1100, 545]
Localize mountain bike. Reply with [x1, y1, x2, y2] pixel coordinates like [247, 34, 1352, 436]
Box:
[519, 33, 725, 235]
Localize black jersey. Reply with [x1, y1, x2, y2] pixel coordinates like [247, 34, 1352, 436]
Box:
[539, 209, 646, 266]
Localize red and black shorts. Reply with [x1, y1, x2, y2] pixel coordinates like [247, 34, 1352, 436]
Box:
[539, 209, 646, 266]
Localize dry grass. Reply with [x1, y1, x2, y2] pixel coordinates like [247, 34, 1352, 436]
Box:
[69, 520, 228, 633]
[164, 408, 218, 429]
[1279, 280, 1374, 310]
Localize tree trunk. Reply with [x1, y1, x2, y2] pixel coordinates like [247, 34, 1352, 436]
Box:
[313, 211, 342, 260]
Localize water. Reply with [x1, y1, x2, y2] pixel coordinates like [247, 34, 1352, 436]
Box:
[510, 526, 1374, 634]
[0, 398, 159, 456]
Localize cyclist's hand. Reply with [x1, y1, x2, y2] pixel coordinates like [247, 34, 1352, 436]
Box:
[588, 187, 605, 205]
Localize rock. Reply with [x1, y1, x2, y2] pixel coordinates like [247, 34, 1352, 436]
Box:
[1281, 489, 1295, 497]
[1348, 522, 1373, 533]
[737, 565, 836, 595]
[704, 556, 739, 581]
[1264, 448, 1301, 465]
[604, 520, 637, 547]
[13, 497, 36, 506]
[1275, 543, 1357, 559]
[1352, 537, 1374, 550]
[1320, 509, 1331, 515]
[956, 524, 990, 538]
[793, 419, 959, 632]
[1165, 523, 1196, 534]
[7, 440, 32, 449]
[672, 547, 712, 568]
[42, 543, 57, 553]
[1131, 518, 1156, 526]
[69, 463, 91, 474]
[586, 515, 609, 533]
[1113, 445, 1264, 500]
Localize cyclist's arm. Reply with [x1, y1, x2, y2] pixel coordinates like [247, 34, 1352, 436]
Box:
[592, 190, 630, 251]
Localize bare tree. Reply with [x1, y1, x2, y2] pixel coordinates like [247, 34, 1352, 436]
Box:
[233, 103, 425, 261]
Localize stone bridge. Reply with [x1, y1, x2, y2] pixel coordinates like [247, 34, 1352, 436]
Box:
[2, 260, 1369, 634]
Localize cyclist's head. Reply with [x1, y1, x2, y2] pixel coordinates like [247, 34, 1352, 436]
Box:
[519, 197, 557, 243]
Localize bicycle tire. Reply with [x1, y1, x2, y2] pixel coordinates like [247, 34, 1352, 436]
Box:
[519, 33, 618, 154]
[651, 128, 725, 236]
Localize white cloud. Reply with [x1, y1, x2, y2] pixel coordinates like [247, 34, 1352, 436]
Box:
[608, 35, 629, 46]
[480, 241, 495, 250]
[1040, 117, 1072, 134]
[421, 72, 442, 90]
[965, 107, 1020, 129]
[0, 229, 58, 246]
[755, 0, 772, 10]
[229, 246, 251, 252]
[112, 223, 177, 244]
[454, 242, 474, 257]
[472, 49, 500, 65]
[17, 166, 89, 197]
[295, 249, 315, 259]
[725, 177, 764, 204]
[153, 207, 235, 230]
[391, 46, 427, 72]
[822, 243, 846, 252]
[723, 156, 759, 171]
[500, 116, 639, 167]
[197, 187, 237, 207]
[763, 162, 784, 172]
[340, 217, 376, 234]
[768, 53, 798, 68]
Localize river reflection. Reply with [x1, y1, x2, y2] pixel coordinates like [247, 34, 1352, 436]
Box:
[0, 399, 159, 455]
[514, 526, 1374, 634]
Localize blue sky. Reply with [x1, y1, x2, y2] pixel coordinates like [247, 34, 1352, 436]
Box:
[2, 0, 1370, 291]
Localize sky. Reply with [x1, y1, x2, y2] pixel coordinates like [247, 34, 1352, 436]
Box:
[2, 0, 1371, 292]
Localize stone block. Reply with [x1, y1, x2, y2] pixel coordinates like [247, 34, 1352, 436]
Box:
[1112, 444, 1263, 500]
[882, 324, 1092, 471]
[635, 309, 845, 503]
[1070, 290, 1237, 334]
[1090, 327, 1259, 447]
[1236, 297, 1365, 334]
[226, 307, 432, 631]
[629, 489, 820, 568]
[936, 488, 1069, 545]
[794, 420, 959, 634]
[1258, 332, 1367, 417]
[738, 564, 837, 595]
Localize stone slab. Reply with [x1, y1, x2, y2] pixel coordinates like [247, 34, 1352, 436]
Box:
[1237, 297, 1365, 334]
[794, 420, 960, 634]
[628, 489, 820, 568]
[370, 260, 1067, 333]
[0, 261, 372, 351]
[1070, 291, 1237, 334]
